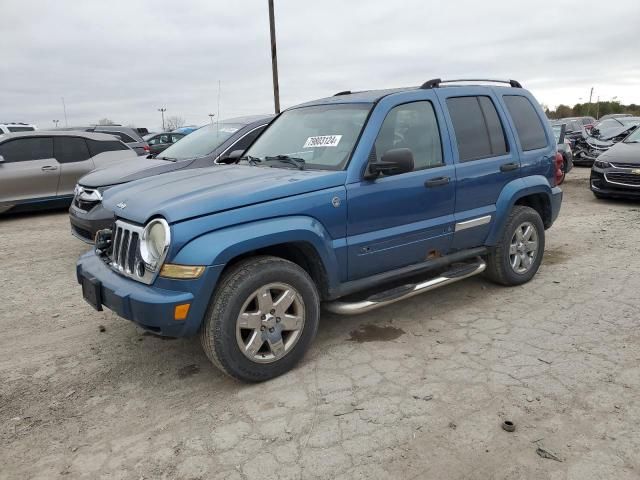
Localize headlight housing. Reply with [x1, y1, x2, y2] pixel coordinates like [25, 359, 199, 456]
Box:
[593, 160, 610, 169]
[140, 218, 171, 269]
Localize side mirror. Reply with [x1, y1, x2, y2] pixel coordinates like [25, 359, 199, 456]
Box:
[218, 149, 244, 164]
[366, 148, 414, 178]
[0, 155, 4, 164]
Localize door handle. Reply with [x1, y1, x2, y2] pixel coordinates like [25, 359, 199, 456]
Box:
[500, 162, 519, 172]
[424, 176, 450, 188]
[41, 165, 58, 171]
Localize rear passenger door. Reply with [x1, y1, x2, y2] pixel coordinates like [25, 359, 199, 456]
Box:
[0, 137, 58, 204]
[54, 136, 94, 196]
[436, 89, 520, 250]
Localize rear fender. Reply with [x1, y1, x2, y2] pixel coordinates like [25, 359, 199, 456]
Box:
[485, 176, 552, 246]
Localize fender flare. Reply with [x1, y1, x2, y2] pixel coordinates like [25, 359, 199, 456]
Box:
[171, 215, 342, 289]
[485, 176, 553, 245]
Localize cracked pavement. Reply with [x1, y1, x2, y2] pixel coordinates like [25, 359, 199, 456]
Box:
[1, 167, 639, 479]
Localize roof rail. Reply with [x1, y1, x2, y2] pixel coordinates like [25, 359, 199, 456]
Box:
[420, 78, 523, 89]
[333, 90, 352, 96]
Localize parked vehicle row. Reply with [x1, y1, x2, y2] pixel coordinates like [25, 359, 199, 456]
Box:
[74, 78, 563, 382]
[62, 125, 151, 156]
[0, 131, 136, 214]
[69, 115, 272, 242]
[0, 122, 37, 134]
[590, 127, 640, 199]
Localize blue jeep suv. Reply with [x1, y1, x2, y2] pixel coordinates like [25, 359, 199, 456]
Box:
[77, 78, 563, 382]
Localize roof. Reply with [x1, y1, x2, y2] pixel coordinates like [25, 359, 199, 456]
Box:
[0, 130, 123, 141]
[219, 114, 274, 124]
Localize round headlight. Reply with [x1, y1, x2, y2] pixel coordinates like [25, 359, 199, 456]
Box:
[140, 218, 170, 266]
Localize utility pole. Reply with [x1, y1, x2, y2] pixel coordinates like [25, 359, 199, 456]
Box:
[587, 87, 593, 116]
[61, 97, 68, 127]
[158, 107, 166, 131]
[53, 119, 59, 129]
[208, 113, 215, 124]
[596, 96, 600, 119]
[268, 0, 280, 114]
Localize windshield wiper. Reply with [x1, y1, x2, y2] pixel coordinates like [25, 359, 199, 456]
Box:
[264, 155, 305, 170]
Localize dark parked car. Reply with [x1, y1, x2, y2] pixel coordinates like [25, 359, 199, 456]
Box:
[69, 115, 272, 242]
[551, 123, 573, 182]
[143, 132, 186, 155]
[590, 127, 640, 199]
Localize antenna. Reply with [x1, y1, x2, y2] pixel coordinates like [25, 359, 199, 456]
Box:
[216, 80, 221, 141]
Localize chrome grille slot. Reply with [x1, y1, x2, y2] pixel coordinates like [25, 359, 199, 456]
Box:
[106, 220, 156, 285]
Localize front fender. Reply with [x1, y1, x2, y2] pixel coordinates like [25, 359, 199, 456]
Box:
[485, 175, 553, 246]
[171, 215, 342, 289]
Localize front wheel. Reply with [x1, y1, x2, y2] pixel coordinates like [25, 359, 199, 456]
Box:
[484, 206, 545, 286]
[200, 256, 320, 382]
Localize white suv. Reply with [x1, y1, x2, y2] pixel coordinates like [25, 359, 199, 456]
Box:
[0, 123, 37, 134]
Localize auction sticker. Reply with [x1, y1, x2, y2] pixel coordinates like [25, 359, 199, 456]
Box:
[303, 135, 342, 148]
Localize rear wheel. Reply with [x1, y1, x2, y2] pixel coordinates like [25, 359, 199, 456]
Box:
[200, 256, 320, 382]
[485, 206, 545, 286]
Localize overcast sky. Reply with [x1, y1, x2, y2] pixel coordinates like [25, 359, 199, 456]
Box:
[1, 0, 639, 131]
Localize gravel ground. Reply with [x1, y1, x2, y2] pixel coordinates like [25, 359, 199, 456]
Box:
[1, 167, 639, 480]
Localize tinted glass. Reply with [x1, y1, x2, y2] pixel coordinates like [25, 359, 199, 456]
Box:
[159, 123, 244, 160]
[96, 130, 136, 143]
[447, 96, 508, 161]
[228, 126, 265, 154]
[54, 136, 91, 163]
[246, 105, 371, 170]
[0, 137, 53, 162]
[374, 101, 442, 170]
[170, 134, 184, 143]
[86, 139, 129, 156]
[503, 95, 547, 151]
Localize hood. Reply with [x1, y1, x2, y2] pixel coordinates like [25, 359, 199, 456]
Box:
[102, 164, 346, 224]
[79, 157, 202, 188]
[598, 141, 640, 164]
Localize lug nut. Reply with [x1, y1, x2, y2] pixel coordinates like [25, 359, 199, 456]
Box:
[261, 314, 266, 320]
[270, 309, 275, 314]
[276, 317, 281, 323]
[269, 327, 274, 333]
[260, 326, 266, 331]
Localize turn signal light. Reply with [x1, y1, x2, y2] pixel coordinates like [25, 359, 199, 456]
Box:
[160, 264, 205, 279]
[174, 304, 190, 321]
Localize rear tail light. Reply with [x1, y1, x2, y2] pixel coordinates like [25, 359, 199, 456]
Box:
[554, 152, 564, 186]
[143, 145, 150, 152]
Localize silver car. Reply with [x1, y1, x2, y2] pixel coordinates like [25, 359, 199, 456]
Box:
[0, 131, 136, 214]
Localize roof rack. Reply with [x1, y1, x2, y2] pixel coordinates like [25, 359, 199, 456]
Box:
[333, 90, 352, 96]
[420, 78, 522, 89]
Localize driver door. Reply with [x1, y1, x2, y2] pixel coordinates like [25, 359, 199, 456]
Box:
[346, 99, 456, 280]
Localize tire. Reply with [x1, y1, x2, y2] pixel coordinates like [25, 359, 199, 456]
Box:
[484, 206, 545, 286]
[200, 255, 320, 382]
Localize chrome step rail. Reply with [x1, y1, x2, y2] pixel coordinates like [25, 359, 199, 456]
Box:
[324, 259, 486, 315]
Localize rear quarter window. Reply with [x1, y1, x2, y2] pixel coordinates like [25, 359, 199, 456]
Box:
[87, 139, 130, 157]
[503, 96, 548, 151]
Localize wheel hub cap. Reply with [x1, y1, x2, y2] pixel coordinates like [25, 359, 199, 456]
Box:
[509, 221, 539, 274]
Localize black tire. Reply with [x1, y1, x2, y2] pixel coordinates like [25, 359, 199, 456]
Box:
[484, 206, 545, 286]
[200, 255, 320, 382]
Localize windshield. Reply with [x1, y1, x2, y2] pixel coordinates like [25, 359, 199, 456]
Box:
[157, 122, 243, 159]
[624, 127, 640, 143]
[244, 104, 371, 170]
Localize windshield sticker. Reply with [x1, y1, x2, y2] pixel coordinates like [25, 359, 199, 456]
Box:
[303, 135, 342, 148]
[219, 127, 239, 133]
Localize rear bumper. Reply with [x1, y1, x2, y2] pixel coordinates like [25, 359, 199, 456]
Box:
[550, 186, 563, 225]
[76, 250, 222, 337]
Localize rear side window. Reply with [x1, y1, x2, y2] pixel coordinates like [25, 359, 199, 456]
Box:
[8, 126, 35, 132]
[87, 139, 129, 156]
[503, 96, 547, 151]
[95, 130, 136, 143]
[447, 96, 508, 162]
[0, 137, 53, 162]
[54, 137, 91, 163]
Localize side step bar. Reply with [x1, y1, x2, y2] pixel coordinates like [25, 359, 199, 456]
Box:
[324, 259, 486, 315]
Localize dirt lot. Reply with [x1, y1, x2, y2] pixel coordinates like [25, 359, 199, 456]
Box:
[1, 167, 639, 479]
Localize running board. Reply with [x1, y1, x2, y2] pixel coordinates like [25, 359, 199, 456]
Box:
[324, 259, 486, 315]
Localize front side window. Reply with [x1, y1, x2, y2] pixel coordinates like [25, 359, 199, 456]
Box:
[245, 104, 371, 170]
[373, 101, 443, 171]
[447, 96, 508, 161]
[503, 95, 547, 151]
[54, 136, 91, 163]
[0, 137, 53, 162]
